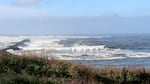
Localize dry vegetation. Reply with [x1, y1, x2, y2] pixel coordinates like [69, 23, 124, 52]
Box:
[0, 50, 150, 84]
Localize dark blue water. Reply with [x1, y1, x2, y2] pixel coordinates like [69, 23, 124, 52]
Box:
[58, 34, 150, 52]
[69, 57, 150, 68]
[3, 34, 150, 68]
[58, 34, 150, 68]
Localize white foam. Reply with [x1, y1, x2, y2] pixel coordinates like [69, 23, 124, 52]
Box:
[0, 36, 25, 49]
[127, 52, 150, 58]
[20, 35, 111, 51]
[0, 35, 111, 50]
[21, 38, 64, 50]
[2, 35, 150, 61]
[43, 48, 150, 60]
[52, 45, 107, 52]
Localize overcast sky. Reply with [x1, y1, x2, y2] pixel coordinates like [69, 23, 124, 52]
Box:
[0, 0, 150, 35]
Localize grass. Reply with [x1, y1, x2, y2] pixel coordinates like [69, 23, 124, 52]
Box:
[0, 50, 150, 84]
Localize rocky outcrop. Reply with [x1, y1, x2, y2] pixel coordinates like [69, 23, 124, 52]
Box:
[2, 39, 30, 51]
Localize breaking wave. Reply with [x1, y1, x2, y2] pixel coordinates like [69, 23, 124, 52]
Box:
[1, 35, 150, 60]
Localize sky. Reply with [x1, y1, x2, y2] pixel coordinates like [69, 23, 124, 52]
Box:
[0, 0, 150, 35]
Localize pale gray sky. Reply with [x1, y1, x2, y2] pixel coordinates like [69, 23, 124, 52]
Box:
[0, 0, 150, 35]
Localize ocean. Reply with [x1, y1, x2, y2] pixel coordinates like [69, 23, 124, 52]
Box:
[0, 34, 150, 68]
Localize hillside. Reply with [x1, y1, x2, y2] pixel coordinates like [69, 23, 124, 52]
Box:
[0, 50, 150, 84]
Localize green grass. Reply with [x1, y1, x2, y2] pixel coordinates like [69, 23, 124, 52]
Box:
[0, 50, 150, 84]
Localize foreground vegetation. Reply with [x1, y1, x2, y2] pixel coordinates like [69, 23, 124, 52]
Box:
[0, 51, 150, 84]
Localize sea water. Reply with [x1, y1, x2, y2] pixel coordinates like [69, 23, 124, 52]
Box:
[0, 34, 150, 68]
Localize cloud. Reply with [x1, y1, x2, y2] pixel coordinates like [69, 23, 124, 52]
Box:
[15, 0, 40, 5]
[0, 6, 49, 17]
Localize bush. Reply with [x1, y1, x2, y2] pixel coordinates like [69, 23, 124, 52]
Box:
[0, 51, 150, 84]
